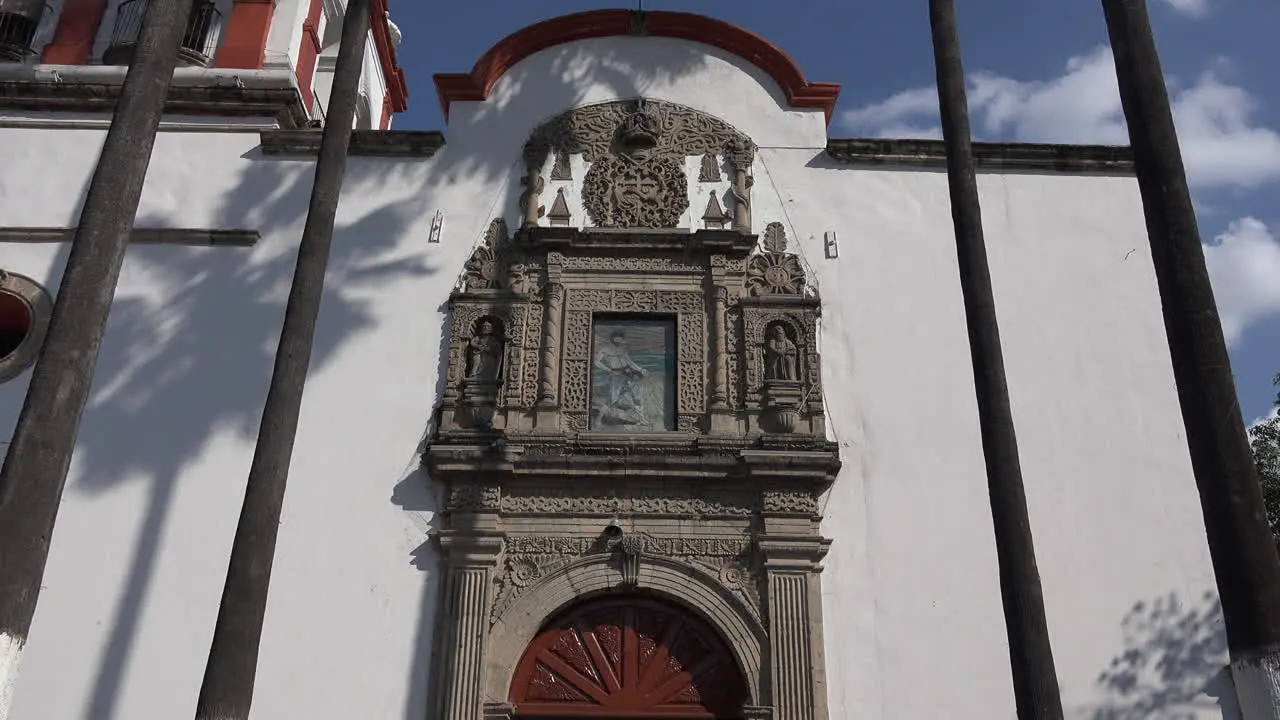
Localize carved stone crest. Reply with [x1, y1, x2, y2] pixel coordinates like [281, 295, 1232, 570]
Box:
[583, 152, 688, 228]
[522, 99, 756, 230]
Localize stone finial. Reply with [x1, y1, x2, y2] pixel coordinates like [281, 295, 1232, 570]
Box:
[548, 188, 571, 227]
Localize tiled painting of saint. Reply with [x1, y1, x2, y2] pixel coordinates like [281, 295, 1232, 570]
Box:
[590, 318, 675, 431]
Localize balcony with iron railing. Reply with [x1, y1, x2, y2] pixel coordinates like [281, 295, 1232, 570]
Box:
[0, 0, 51, 62]
[103, 0, 222, 67]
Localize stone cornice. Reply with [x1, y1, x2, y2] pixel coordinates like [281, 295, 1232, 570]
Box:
[826, 138, 1135, 173]
[425, 432, 841, 485]
[0, 82, 308, 129]
[516, 226, 757, 254]
[259, 129, 446, 157]
[0, 227, 260, 246]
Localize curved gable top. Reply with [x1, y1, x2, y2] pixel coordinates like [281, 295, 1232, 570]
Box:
[432, 9, 842, 125]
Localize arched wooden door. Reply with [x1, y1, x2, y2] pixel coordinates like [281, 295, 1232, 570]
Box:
[509, 596, 749, 719]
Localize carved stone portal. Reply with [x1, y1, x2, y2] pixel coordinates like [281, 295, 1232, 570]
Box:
[426, 102, 837, 720]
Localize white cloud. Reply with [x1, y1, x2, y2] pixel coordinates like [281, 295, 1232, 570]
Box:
[839, 47, 1280, 190]
[1158, 0, 1214, 18]
[840, 87, 942, 140]
[1203, 217, 1280, 346]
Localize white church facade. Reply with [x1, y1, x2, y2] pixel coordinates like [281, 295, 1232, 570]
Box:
[0, 5, 1239, 720]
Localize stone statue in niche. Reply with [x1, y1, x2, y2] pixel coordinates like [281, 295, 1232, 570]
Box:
[761, 320, 803, 433]
[764, 323, 798, 381]
[466, 319, 505, 383]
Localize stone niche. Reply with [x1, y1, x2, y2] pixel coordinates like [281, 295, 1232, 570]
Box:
[423, 99, 841, 720]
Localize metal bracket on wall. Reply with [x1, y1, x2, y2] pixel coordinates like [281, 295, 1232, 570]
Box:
[429, 210, 444, 244]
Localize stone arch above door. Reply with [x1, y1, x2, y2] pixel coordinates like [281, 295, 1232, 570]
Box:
[485, 553, 767, 708]
[508, 595, 749, 719]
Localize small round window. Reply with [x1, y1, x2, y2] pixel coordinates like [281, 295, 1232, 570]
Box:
[0, 271, 52, 383]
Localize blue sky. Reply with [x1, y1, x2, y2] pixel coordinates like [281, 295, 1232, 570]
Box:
[388, 1, 1280, 422]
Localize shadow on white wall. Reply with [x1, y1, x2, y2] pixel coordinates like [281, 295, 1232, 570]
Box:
[1085, 591, 1239, 720]
[70, 154, 438, 720]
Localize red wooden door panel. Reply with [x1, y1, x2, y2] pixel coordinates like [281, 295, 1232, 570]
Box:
[510, 596, 747, 719]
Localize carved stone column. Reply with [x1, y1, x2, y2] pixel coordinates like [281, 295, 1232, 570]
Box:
[536, 260, 565, 427]
[519, 154, 545, 229]
[758, 490, 831, 720]
[710, 283, 730, 409]
[433, 526, 504, 720]
[730, 166, 753, 234]
[726, 139, 754, 235]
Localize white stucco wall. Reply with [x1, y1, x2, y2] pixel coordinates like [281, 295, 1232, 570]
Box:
[0, 33, 1229, 720]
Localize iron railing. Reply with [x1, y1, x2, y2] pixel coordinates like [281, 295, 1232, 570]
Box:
[103, 0, 222, 67]
[0, 0, 50, 62]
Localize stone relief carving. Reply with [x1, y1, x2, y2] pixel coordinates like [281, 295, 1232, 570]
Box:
[499, 487, 756, 516]
[761, 489, 820, 516]
[446, 484, 501, 512]
[491, 532, 764, 628]
[557, 288, 708, 433]
[582, 143, 689, 228]
[747, 222, 806, 296]
[460, 218, 542, 297]
[699, 152, 722, 182]
[522, 99, 755, 230]
[550, 150, 572, 181]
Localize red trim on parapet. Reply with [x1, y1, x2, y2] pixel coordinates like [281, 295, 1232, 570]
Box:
[431, 9, 841, 124]
[379, 93, 393, 129]
[294, 0, 324, 113]
[40, 0, 108, 65]
[370, 0, 408, 113]
[214, 0, 276, 69]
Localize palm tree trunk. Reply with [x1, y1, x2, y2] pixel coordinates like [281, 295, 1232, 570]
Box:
[192, 1, 372, 717]
[928, 2, 1064, 717]
[0, 0, 195, 716]
[1101, 2, 1280, 715]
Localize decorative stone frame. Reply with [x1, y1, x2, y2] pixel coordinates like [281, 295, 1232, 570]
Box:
[424, 100, 840, 720]
[0, 270, 52, 383]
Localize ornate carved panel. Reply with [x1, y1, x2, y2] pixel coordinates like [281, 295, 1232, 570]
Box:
[521, 99, 756, 230]
[492, 533, 762, 629]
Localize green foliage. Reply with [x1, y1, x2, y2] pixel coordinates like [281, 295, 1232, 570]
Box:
[1251, 373, 1280, 546]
